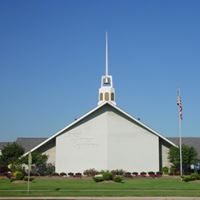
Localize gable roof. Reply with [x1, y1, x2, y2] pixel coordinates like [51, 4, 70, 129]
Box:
[0, 138, 47, 153]
[167, 137, 200, 159]
[0, 142, 10, 151]
[16, 137, 47, 153]
[23, 102, 176, 156]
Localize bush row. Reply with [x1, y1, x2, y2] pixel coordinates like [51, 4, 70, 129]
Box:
[37, 170, 163, 178]
[1, 166, 165, 178]
[46, 170, 163, 178]
[123, 171, 163, 177]
[83, 168, 163, 177]
[46, 169, 163, 178]
[50, 172, 82, 177]
[182, 173, 200, 182]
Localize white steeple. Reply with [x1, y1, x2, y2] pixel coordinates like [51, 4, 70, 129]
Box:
[98, 32, 116, 106]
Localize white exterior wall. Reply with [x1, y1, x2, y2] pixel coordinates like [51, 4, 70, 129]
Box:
[56, 111, 108, 173]
[161, 144, 171, 168]
[42, 145, 56, 165]
[56, 106, 160, 173]
[37, 139, 56, 165]
[107, 110, 159, 172]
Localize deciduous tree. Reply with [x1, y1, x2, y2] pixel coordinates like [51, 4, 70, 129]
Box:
[168, 144, 198, 174]
[0, 142, 24, 166]
[22, 152, 48, 167]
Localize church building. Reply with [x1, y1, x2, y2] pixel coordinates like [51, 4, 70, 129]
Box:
[23, 34, 176, 173]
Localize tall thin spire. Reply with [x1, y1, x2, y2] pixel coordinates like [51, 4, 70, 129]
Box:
[98, 32, 116, 106]
[105, 32, 108, 79]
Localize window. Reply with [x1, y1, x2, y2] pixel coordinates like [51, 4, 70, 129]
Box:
[105, 92, 109, 101]
[100, 93, 103, 101]
[111, 93, 115, 101]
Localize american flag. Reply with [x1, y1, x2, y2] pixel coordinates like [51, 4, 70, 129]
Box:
[177, 95, 183, 120]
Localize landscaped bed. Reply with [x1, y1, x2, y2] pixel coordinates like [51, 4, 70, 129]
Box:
[0, 176, 200, 197]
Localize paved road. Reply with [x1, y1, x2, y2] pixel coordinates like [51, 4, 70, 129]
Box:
[1, 197, 200, 200]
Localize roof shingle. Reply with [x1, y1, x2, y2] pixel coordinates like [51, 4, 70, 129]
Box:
[16, 137, 47, 153]
[167, 137, 200, 159]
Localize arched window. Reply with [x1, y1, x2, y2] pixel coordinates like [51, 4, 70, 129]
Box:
[105, 92, 109, 101]
[111, 93, 115, 101]
[100, 93, 103, 101]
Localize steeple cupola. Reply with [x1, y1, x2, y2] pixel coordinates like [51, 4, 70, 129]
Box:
[98, 33, 116, 106]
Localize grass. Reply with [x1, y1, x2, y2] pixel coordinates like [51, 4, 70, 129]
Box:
[0, 176, 200, 197]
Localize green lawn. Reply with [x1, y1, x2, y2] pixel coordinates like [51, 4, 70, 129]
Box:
[0, 177, 200, 197]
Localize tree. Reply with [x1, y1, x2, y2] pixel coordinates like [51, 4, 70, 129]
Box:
[21, 152, 48, 175]
[22, 152, 48, 167]
[168, 144, 198, 174]
[0, 142, 24, 167]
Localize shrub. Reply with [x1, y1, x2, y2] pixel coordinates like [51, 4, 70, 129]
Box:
[102, 171, 113, 181]
[60, 172, 66, 176]
[0, 166, 11, 178]
[190, 173, 200, 180]
[83, 169, 98, 177]
[0, 166, 9, 175]
[10, 163, 23, 172]
[5, 171, 12, 179]
[37, 164, 46, 176]
[148, 171, 155, 177]
[68, 172, 74, 177]
[10, 178, 15, 182]
[162, 166, 169, 175]
[156, 171, 163, 177]
[182, 175, 195, 182]
[140, 172, 146, 177]
[114, 175, 123, 183]
[52, 172, 59, 176]
[111, 169, 125, 176]
[182, 173, 200, 182]
[148, 171, 155, 175]
[132, 172, 138, 176]
[75, 172, 82, 178]
[15, 171, 24, 180]
[93, 174, 104, 182]
[169, 166, 177, 175]
[124, 172, 132, 178]
[45, 163, 55, 175]
[23, 176, 34, 181]
[38, 163, 55, 176]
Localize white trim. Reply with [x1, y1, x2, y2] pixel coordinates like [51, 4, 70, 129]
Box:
[23, 102, 108, 157]
[23, 102, 176, 156]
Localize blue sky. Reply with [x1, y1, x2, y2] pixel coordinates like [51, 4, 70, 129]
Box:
[0, 0, 200, 141]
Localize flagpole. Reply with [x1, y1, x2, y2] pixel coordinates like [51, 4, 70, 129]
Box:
[177, 88, 183, 177]
[179, 110, 183, 177]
